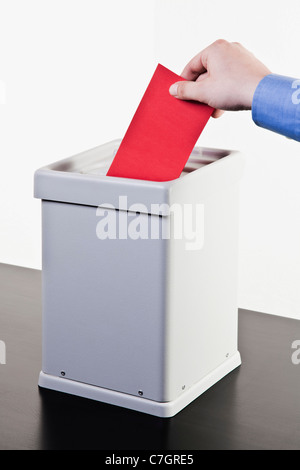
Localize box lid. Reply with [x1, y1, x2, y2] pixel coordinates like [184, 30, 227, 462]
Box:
[34, 139, 236, 215]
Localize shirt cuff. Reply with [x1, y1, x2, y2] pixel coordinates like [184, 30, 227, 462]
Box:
[252, 74, 300, 142]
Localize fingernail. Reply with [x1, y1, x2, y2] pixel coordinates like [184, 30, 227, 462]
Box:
[169, 83, 178, 96]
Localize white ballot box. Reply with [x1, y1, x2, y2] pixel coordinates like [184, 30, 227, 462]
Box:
[34, 139, 243, 417]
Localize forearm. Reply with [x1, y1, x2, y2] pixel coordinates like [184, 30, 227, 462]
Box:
[252, 74, 300, 142]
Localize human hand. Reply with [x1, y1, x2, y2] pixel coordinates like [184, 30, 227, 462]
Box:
[169, 39, 271, 118]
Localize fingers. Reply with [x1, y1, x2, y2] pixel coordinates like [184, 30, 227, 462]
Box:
[180, 50, 207, 81]
[169, 80, 207, 103]
[212, 109, 225, 118]
[180, 39, 230, 81]
[169, 80, 224, 118]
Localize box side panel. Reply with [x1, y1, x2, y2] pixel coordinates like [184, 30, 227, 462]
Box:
[41, 201, 167, 402]
[164, 155, 243, 402]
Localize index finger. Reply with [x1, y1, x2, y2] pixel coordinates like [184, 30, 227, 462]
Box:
[180, 50, 208, 81]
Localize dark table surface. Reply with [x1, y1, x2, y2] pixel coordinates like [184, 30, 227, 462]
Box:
[0, 262, 300, 450]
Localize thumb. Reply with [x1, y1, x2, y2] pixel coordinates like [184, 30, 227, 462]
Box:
[169, 80, 208, 103]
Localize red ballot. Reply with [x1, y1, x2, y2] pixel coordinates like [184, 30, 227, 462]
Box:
[106, 63, 214, 182]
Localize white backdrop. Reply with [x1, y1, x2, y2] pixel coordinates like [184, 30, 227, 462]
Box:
[1, 0, 300, 319]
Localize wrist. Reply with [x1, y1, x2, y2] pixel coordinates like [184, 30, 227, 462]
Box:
[249, 73, 272, 109]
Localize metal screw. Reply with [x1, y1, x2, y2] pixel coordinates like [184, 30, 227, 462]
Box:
[182, 385, 186, 390]
[138, 390, 143, 396]
[226, 353, 229, 358]
[61, 371, 66, 377]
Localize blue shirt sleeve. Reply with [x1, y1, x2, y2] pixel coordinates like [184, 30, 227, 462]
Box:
[252, 74, 300, 142]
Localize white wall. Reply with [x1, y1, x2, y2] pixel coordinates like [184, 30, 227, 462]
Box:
[1, 0, 300, 319]
[0, 0, 157, 268]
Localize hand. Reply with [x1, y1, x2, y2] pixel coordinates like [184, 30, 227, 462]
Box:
[169, 39, 271, 118]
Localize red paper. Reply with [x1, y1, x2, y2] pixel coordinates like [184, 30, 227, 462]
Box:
[107, 63, 214, 182]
